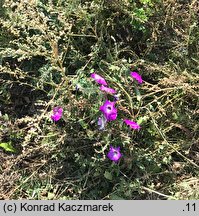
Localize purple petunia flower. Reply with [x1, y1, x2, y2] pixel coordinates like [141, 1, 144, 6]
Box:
[91, 73, 108, 86]
[113, 94, 120, 101]
[100, 85, 116, 94]
[99, 100, 117, 121]
[51, 107, 63, 122]
[98, 115, 107, 130]
[130, 71, 143, 84]
[124, 119, 141, 130]
[107, 146, 122, 162]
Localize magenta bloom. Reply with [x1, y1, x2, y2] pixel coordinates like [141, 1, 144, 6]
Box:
[124, 119, 141, 130]
[51, 107, 63, 121]
[100, 85, 116, 94]
[130, 71, 143, 84]
[91, 73, 107, 86]
[107, 146, 122, 162]
[99, 100, 117, 121]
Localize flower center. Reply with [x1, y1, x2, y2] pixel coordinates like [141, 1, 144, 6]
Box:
[107, 106, 112, 110]
[113, 150, 118, 155]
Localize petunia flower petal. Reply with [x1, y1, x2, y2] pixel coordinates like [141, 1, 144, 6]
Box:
[100, 85, 116, 94]
[51, 107, 63, 122]
[91, 73, 108, 86]
[107, 146, 122, 162]
[98, 115, 107, 130]
[99, 100, 117, 121]
[124, 119, 141, 130]
[130, 71, 143, 84]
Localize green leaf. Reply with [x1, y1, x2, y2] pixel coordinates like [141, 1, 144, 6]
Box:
[139, 0, 152, 5]
[135, 87, 142, 101]
[110, 194, 125, 200]
[104, 171, 113, 181]
[90, 68, 95, 73]
[47, 192, 55, 199]
[109, 65, 120, 71]
[0, 142, 16, 153]
[78, 119, 87, 129]
[137, 116, 148, 125]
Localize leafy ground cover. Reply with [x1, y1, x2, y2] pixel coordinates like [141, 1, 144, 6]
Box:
[0, 0, 198, 200]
